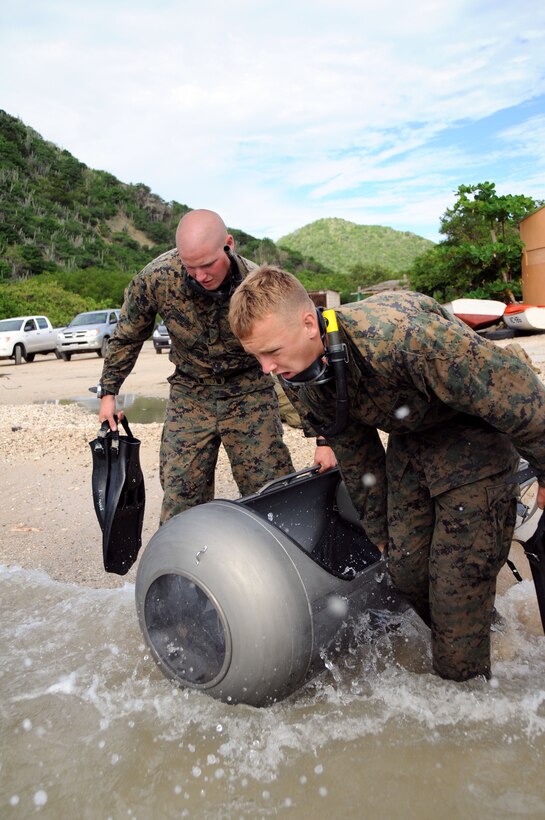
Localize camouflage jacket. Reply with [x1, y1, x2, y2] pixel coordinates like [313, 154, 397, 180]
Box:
[101, 248, 272, 396]
[283, 291, 545, 543]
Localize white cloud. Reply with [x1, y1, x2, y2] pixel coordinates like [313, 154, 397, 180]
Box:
[1, 1, 545, 241]
[498, 116, 545, 164]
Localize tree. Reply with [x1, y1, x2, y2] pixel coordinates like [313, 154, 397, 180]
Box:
[409, 182, 541, 301]
[0, 277, 94, 325]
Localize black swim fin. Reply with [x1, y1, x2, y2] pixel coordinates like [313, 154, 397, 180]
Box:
[90, 415, 145, 575]
[521, 510, 545, 635]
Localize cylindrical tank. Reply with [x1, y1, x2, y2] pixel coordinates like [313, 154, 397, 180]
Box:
[135, 468, 405, 706]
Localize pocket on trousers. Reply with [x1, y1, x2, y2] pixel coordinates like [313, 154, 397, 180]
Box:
[433, 486, 505, 582]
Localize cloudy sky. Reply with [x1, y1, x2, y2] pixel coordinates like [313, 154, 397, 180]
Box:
[2, 0, 545, 242]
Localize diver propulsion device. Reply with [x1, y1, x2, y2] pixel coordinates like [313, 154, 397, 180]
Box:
[135, 466, 408, 707]
[90, 415, 145, 575]
[135, 459, 542, 706]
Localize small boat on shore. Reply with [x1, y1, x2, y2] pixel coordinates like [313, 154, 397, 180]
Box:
[502, 304, 545, 333]
[442, 298, 506, 330]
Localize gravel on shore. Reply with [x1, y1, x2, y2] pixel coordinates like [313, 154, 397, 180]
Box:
[0, 403, 317, 587]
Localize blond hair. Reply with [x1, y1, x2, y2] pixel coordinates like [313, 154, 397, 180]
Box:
[229, 265, 313, 339]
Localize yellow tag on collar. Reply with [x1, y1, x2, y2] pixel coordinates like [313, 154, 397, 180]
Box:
[323, 309, 338, 333]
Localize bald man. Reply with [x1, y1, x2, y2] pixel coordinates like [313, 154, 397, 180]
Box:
[98, 209, 311, 524]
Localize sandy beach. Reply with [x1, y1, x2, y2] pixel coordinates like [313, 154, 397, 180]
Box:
[1, 334, 544, 590]
[0, 341, 316, 588]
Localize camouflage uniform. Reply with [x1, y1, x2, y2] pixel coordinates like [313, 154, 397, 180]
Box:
[282, 291, 545, 681]
[101, 248, 293, 523]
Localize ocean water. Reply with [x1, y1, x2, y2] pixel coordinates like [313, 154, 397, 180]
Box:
[1, 564, 545, 819]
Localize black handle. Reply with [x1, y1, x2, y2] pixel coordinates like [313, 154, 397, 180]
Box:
[255, 465, 325, 495]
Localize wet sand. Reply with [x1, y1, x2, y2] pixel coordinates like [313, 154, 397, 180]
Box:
[1, 335, 544, 590]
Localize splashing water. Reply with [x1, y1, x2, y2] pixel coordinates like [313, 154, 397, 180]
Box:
[1, 565, 545, 818]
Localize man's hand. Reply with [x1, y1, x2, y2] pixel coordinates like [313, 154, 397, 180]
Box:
[313, 444, 337, 473]
[537, 485, 545, 510]
[99, 394, 123, 431]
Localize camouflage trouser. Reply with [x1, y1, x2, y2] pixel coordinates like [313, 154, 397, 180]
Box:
[386, 453, 518, 681]
[159, 382, 293, 523]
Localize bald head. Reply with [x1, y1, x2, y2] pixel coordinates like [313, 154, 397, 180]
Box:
[176, 209, 229, 254]
[176, 209, 234, 291]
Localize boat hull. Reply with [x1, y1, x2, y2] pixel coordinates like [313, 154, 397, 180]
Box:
[443, 298, 506, 330]
[503, 305, 545, 332]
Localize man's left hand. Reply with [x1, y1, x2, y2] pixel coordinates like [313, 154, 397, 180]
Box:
[537, 485, 545, 510]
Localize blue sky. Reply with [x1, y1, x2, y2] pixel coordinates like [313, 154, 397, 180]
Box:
[1, 0, 544, 243]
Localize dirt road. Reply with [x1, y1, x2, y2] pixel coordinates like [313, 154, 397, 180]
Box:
[0, 340, 173, 405]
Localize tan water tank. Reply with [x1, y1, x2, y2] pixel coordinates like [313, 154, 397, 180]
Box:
[521, 205, 545, 304]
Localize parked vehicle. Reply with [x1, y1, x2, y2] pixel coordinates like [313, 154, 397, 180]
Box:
[56, 309, 121, 361]
[0, 315, 60, 364]
[152, 323, 171, 354]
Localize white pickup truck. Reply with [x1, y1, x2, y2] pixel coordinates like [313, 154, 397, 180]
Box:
[0, 315, 61, 364]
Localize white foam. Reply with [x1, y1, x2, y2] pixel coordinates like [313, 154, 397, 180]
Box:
[2, 564, 545, 791]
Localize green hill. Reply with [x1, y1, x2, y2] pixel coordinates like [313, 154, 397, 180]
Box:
[278, 217, 434, 276]
[0, 111, 434, 322]
[0, 109, 329, 282]
[0, 110, 332, 321]
[0, 111, 194, 280]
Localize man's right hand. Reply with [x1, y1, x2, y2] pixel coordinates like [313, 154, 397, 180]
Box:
[99, 394, 123, 430]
